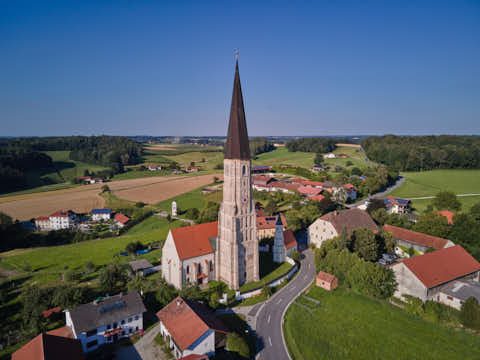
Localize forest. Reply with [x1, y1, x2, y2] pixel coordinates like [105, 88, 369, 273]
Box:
[362, 135, 480, 171]
[285, 138, 345, 153]
[249, 137, 276, 156]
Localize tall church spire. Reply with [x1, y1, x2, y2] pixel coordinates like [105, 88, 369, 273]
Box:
[224, 54, 251, 160]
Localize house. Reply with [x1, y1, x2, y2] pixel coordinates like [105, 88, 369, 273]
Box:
[114, 213, 130, 228]
[298, 185, 323, 197]
[383, 224, 455, 256]
[252, 176, 276, 191]
[311, 165, 325, 172]
[49, 210, 77, 230]
[35, 216, 51, 231]
[292, 179, 324, 188]
[185, 167, 200, 173]
[383, 196, 410, 214]
[308, 209, 377, 248]
[321, 181, 335, 193]
[252, 165, 272, 174]
[162, 222, 217, 289]
[157, 297, 229, 359]
[338, 153, 348, 159]
[269, 181, 300, 194]
[91, 208, 112, 221]
[438, 279, 480, 310]
[392, 245, 480, 303]
[342, 184, 357, 201]
[323, 153, 336, 159]
[256, 215, 287, 239]
[65, 291, 146, 353]
[437, 210, 456, 224]
[309, 194, 326, 202]
[148, 164, 162, 171]
[12, 327, 84, 360]
[129, 259, 155, 277]
[316, 272, 338, 291]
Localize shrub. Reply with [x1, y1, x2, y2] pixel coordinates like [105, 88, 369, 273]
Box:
[226, 333, 250, 359]
[101, 184, 111, 193]
[262, 286, 273, 299]
[460, 297, 480, 330]
[290, 250, 301, 262]
[135, 202, 146, 208]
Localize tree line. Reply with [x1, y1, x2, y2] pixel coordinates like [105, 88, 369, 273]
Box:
[362, 135, 480, 171]
[285, 138, 352, 153]
[249, 137, 275, 157]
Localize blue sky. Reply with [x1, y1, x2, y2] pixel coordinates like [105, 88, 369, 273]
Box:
[1, 0, 479, 136]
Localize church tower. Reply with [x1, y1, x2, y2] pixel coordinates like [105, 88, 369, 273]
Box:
[273, 216, 286, 263]
[216, 55, 260, 290]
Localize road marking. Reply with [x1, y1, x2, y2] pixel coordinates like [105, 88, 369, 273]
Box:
[268, 315, 271, 323]
[269, 337, 272, 346]
[276, 298, 282, 305]
[308, 263, 311, 269]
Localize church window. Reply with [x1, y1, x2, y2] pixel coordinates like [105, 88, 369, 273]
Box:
[186, 266, 189, 274]
[198, 263, 202, 273]
[242, 165, 246, 175]
[210, 261, 213, 272]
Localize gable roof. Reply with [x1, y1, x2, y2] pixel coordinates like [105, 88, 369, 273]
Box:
[68, 291, 146, 334]
[317, 271, 337, 283]
[320, 208, 377, 234]
[92, 208, 111, 214]
[156, 297, 229, 351]
[402, 245, 480, 288]
[114, 213, 130, 224]
[383, 196, 410, 207]
[49, 210, 74, 218]
[12, 333, 84, 360]
[283, 229, 297, 249]
[383, 224, 452, 250]
[310, 194, 325, 202]
[436, 210, 455, 224]
[298, 185, 322, 196]
[256, 215, 287, 230]
[170, 222, 218, 260]
[129, 259, 153, 272]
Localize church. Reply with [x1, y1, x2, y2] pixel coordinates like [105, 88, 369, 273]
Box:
[161, 57, 264, 290]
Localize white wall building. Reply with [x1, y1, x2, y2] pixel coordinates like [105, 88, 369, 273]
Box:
[49, 210, 77, 230]
[91, 208, 112, 221]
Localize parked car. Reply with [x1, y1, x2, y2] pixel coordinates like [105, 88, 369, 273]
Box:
[378, 258, 388, 266]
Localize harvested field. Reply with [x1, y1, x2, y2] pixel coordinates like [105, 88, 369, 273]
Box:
[0, 174, 222, 220]
[146, 144, 177, 150]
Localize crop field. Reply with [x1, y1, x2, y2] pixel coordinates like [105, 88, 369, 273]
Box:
[284, 287, 480, 360]
[0, 174, 221, 220]
[390, 169, 480, 212]
[253, 147, 315, 168]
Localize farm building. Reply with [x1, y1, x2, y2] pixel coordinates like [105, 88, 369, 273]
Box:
[316, 272, 338, 291]
[252, 165, 272, 174]
[129, 259, 155, 277]
[438, 280, 480, 310]
[114, 213, 130, 228]
[91, 208, 112, 221]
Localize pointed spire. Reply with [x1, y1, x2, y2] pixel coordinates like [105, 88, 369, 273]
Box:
[224, 53, 251, 160]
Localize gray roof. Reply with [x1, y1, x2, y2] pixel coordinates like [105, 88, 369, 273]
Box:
[68, 291, 146, 334]
[129, 259, 153, 272]
[441, 280, 480, 302]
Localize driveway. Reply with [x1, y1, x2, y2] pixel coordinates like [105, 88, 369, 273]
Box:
[115, 324, 166, 360]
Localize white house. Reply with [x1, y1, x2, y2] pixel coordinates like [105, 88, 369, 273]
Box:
[91, 208, 112, 221]
[323, 153, 336, 159]
[162, 222, 217, 290]
[156, 297, 229, 359]
[308, 209, 377, 248]
[438, 280, 480, 310]
[49, 210, 77, 230]
[65, 291, 146, 353]
[35, 216, 51, 231]
[114, 213, 130, 228]
[148, 164, 162, 171]
[392, 245, 480, 303]
[383, 196, 410, 214]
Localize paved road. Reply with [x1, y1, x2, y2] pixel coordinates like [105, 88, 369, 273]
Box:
[350, 175, 405, 209]
[255, 249, 316, 360]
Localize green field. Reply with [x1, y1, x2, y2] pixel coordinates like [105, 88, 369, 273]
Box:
[155, 184, 212, 212]
[284, 287, 480, 360]
[253, 147, 315, 168]
[324, 146, 370, 169]
[44, 150, 110, 181]
[390, 169, 480, 212]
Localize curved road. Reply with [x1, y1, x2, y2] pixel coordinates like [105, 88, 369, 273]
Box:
[254, 249, 316, 360]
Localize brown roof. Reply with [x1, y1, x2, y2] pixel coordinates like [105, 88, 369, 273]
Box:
[171, 222, 218, 260]
[256, 215, 287, 230]
[156, 297, 229, 351]
[321, 208, 377, 234]
[114, 213, 130, 224]
[12, 333, 84, 360]
[179, 355, 209, 360]
[252, 176, 275, 185]
[270, 181, 301, 192]
[47, 326, 74, 339]
[317, 271, 337, 283]
[298, 186, 322, 196]
[436, 210, 455, 224]
[283, 230, 297, 249]
[383, 224, 451, 250]
[36, 216, 50, 221]
[49, 210, 74, 218]
[402, 245, 480, 288]
[42, 306, 62, 319]
[224, 59, 250, 160]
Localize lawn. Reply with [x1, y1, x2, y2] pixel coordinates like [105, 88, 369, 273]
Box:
[155, 183, 213, 212]
[284, 287, 480, 360]
[253, 147, 315, 168]
[390, 169, 480, 212]
[44, 150, 110, 181]
[324, 146, 370, 169]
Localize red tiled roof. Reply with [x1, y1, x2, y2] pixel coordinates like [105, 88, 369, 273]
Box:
[309, 195, 325, 202]
[49, 210, 74, 218]
[344, 184, 357, 191]
[12, 333, 84, 360]
[317, 271, 337, 283]
[42, 306, 62, 319]
[270, 181, 301, 192]
[436, 210, 455, 224]
[36, 216, 50, 221]
[402, 245, 480, 288]
[47, 326, 74, 339]
[321, 209, 377, 234]
[292, 178, 324, 187]
[170, 222, 217, 260]
[383, 224, 451, 250]
[179, 355, 209, 360]
[298, 185, 322, 196]
[283, 229, 297, 249]
[156, 297, 228, 351]
[256, 215, 287, 230]
[114, 213, 130, 224]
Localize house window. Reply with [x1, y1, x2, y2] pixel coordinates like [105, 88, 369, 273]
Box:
[186, 265, 190, 274]
[107, 324, 111, 330]
[198, 263, 202, 273]
[210, 261, 213, 272]
[135, 316, 139, 321]
[86, 340, 98, 348]
[135, 326, 139, 331]
[86, 329, 97, 337]
[242, 166, 246, 175]
[121, 320, 125, 325]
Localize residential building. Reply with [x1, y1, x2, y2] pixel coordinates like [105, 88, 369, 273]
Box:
[65, 291, 146, 353]
[383, 224, 455, 255]
[162, 222, 217, 289]
[342, 184, 357, 201]
[438, 279, 480, 310]
[311, 165, 325, 172]
[129, 259, 155, 277]
[323, 153, 336, 159]
[437, 210, 456, 224]
[392, 245, 480, 303]
[308, 209, 377, 248]
[114, 213, 130, 228]
[252, 165, 272, 174]
[252, 175, 276, 187]
[309, 194, 326, 202]
[316, 272, 338, 291]
[157, 297, 229, 359]
[185, 167, 199, 173]
[91, 208, 112, 221]
[298, 185, 323, 197]
[269, 181, 300, 194]
[148, 164, 162, 171]
[49, 210, 77, 230]
[35, 216, 51, 231]
[256, 214, 287, 239]
[383, 196, 410, 214]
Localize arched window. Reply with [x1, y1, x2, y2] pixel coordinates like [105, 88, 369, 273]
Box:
[186, 265, 190, 274]
[242, 165, 246, 175]
[198, 263, 202, 274]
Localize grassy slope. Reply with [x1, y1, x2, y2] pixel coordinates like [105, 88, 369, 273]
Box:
[253, 147, 315, 168]
[325, 146, 370, 169]
[284, 287, 480, 360]
[390, 170, 480, 212]
[44, 150, 109, 181]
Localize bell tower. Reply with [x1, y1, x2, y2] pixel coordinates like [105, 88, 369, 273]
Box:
[215, 53, 259, 289]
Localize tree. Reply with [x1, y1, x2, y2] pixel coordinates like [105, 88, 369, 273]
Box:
[101, 184, 110, 193]
[351, 167, 362, 176]
[290, 250, 301, 262]
[209, 292, 220, 309]
[135, 202, 145, 208]
[413, 213, 450, 238]
[407, 246, 415, 258]
[346, 161, 353, 167]
[460, 297, 480, 330]
[64, 270, 81, 282]
[156, 282, 177, 308]
[98, 263, 129, 294]
[20, 285, 47, 335]
[471, 201, 480, 222]
[261, 286, 272, 299]
[0, 211, 13, 226]
[367, 198, 386, 213]
[213, 176, 219, 183]
[226, 333, 250, 359]
[353, 228, 380, 262]
[84, 261, 95, 273]
[179, 282, 202, 301]
[185, 208, 200, 220]
[166, 214, 172, 223]
[314, 153, 324, 166]
[264, 200, 277, 216]
[126, 241, 142, 255]
[432, 191, 461, 212]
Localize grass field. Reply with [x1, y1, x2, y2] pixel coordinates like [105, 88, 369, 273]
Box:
[325, 146, 370, 169]
[253, 147, 315, 168]
[390, 169, 480, 212]
[44, 150, 109, 181]
[284, 287, 480, 360]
